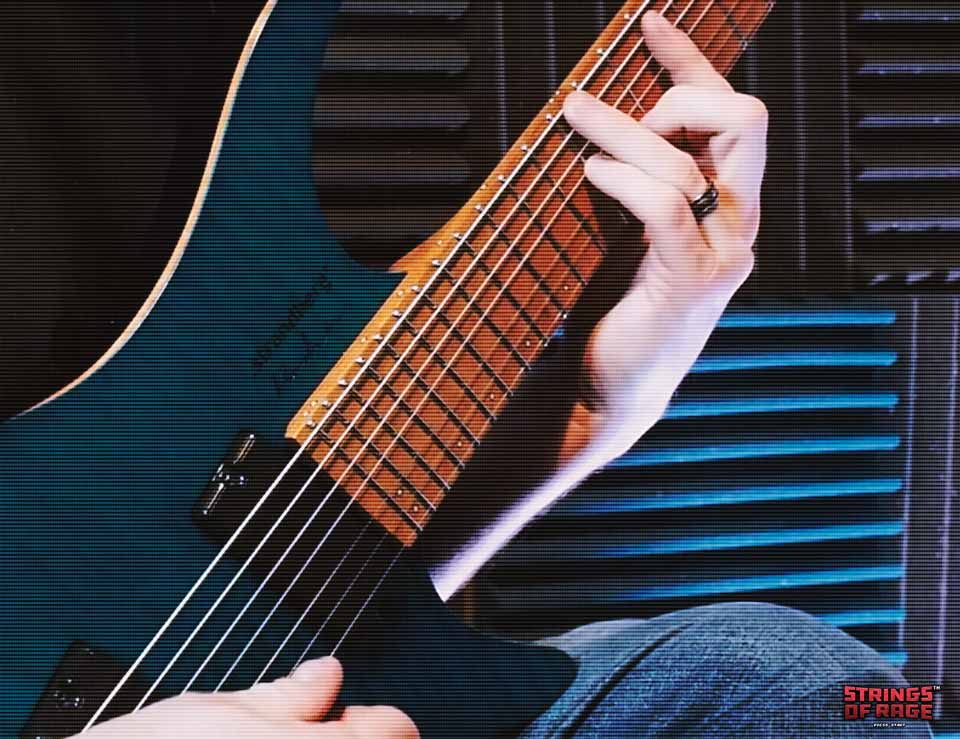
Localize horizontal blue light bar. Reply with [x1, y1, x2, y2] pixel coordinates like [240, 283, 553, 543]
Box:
[664, 393, 899, 419]
[489, 565, 905, 609]
[717, 310, 897, 329]
[538, 521, 904, 560]
[555, 478, 903, 516]
[934, 733, 960, 739]
[692, 351, 898, 373]
[859, 113, 960, 130]
[609, 435, 902, 468]
[819, 608, 906, 628]
[859, 167, 960, 183]
[614, 565, 904, 602]
[865, 217, 960, 236]
[859, 63, 960, 76]
[858, 9, 960, 24]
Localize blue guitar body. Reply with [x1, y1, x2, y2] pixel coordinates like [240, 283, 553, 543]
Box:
[0, 2, 574, 736]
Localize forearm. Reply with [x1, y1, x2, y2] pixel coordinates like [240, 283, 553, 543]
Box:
[420, 336, 659, 602]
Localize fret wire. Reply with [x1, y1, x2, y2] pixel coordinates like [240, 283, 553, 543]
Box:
[348, 383, 466, 471]
[302, 0, 755, 674]
[469, 216, 573, 322]
[354, 368, 466, 470]
[333, 401, 442, 510]
[714, 0, 749, 46]
[399, 311, 516, 416]
[438, 242, 551, 345]
[322, 406, 443, 508]
[321, 0, 734, 535]
[412, 288, 518, 395]
[278, 0, 748, 684]
[410, 333, 500, 420]
[481, 193, 590, 290]
[341, 378, 462, 492]
[496, 178, 592, 288]
[331, 396, 451, 492]
[311, 4, 665, 513]
[320, 439, 426, 530]
[522, 152, 605, 264]
[400, 0, 735, 440]
[90, 3, 769, 721]
[436, 241, 540, 369]
[378, 342, 486, 446]
[421, 0, 740, 437]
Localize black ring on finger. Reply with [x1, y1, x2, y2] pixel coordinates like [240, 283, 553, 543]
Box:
[689, 180, 720, 223]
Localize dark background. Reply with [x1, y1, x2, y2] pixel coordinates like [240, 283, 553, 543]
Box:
[1, 0, 958, 732]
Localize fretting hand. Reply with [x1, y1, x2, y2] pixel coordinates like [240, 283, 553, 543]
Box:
[557, 10, 767, 465]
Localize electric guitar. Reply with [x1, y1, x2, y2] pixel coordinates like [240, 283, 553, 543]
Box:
[1, 1, 773, 737]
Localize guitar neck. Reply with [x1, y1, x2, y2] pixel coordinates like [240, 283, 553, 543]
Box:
[289, 0, 775, 546]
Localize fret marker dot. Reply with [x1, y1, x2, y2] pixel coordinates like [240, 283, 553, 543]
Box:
[413, 504, 421, 514]
[396, 489, 404, 498]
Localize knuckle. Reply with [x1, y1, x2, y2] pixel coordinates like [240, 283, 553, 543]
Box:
[659, 187, 692, 228]
[737, 94, 768, 127]
[679, 153, 705, 196]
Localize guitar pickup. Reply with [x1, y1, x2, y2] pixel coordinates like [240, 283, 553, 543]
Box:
[20, 641, 146, 739]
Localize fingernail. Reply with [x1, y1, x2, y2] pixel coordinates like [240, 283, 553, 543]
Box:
[648, 11, 670, 29]
[293, 656, 338, 680]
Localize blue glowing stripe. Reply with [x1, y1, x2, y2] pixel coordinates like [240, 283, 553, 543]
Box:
[819, 609, 906, 628]
[664, 393, 899, 419]
[880, 651, 908, 668]
[859, 113, 960, 130]
[617, 565, 904, 602]
[859, 63, 960, 76]
[692, 351, 898, 373]
[489, 565, 905, 609]
[561, 521, 905, 560]
[555, 478, 903, 516]
[717, 310, 897, 329]
[859, 166, 960, 183]
[609, 435, 902, 468]
[934, 734, 960, 739]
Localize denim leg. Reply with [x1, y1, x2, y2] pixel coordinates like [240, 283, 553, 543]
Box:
[517, 602, 933, 739]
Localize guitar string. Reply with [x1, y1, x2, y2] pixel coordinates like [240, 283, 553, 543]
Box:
[291, 0, 748, 673]
[206, 0, 708, 688]
[117, 0, 661, 711]
[192, 0, 746, 694]
[256, 0, 743, 680]
[85, 0, 746, 724]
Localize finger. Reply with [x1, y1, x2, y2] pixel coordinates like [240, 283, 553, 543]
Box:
[583, 154, 714, 276]
[563, 91, 709, 201]
[641, 11, 732, 91]
[340, 705, 421, 739]
[641, 85, 768, 208]
[246, 656, 343, 722]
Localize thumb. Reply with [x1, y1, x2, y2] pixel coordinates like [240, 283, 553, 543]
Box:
[245, 656, 343, 722]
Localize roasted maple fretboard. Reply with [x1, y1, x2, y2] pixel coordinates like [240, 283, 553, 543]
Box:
[288, 0, 775, 545]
